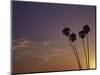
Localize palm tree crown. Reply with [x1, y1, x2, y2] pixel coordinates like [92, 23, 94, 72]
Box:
[62, 27, 70, 36]
[79, 30, 86, 39]
[70, 33, 76, 42]
[83, 25, 90, 34]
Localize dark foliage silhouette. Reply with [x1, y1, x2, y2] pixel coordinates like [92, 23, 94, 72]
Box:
[70, 33, 76, 42]
[83, 25, 90, 34]
[79, 30, 86, 39]
[62, 27, 70, 36]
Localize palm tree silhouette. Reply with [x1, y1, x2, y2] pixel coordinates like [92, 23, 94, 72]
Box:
[62, 27, 81, 69]
[62, 27, 70, 36]
[83, 25, 90, 68]
[70, 33, 81, 69]
[79, 30, 88, 68]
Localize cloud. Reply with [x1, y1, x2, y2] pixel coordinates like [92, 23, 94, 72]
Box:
[13, 39, 52, 50]
[42, 41, 50, 46]
[42, 57, 49, 62]
[52, 48, 61, 52]
[13, 39, 68, 63]
[13, 39, 53, 60]
[13, 39, 33, 50]
[14, 50, 33, 60]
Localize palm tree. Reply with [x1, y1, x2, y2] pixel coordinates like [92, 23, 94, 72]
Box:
[62, 27, 81, 69]
[70, 33, 81, 69]
[83, 25, 90, 68]
[62, 27, 70, 36]
[79, 30, 88, 68]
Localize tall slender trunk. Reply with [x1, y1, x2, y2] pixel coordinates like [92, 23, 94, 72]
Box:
[72, 42, 81, 69]
[87, 34, 90, 69]
[82, 39, 88, 68]
[66, 37, 81, 69]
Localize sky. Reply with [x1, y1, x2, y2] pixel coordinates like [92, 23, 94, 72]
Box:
[12, 1, 96, 73]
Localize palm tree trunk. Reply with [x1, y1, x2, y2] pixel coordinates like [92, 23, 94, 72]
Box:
[72, 42, 82, 69]
[87, 34, 90, 69]
[66, 37, 81, 69]
[82, 39, 88, 68]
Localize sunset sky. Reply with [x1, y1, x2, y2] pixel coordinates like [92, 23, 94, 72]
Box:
[12, 1, 96, 73]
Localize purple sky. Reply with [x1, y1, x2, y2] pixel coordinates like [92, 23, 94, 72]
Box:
[12, 1, 96, 73]
[13, 1, 95, 41]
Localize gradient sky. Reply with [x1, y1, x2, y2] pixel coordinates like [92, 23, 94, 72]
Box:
[12, 1, 96, 73]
